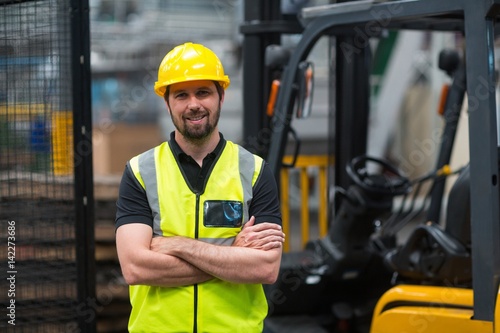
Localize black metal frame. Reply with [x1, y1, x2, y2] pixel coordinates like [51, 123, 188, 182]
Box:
[260, 0, 500, 322]
[71, 0, 96, 331]
[240, 0, 302, 157]
[333, 30, 371, 199]
[0, 0, 96, 330]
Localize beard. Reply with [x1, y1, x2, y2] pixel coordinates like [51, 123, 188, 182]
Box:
[170, 105, 221, 144]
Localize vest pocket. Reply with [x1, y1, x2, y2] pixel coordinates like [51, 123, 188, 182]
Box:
[203, 200, 243, 227]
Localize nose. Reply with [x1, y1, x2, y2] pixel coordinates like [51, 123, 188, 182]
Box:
[187, 95, 201, 110]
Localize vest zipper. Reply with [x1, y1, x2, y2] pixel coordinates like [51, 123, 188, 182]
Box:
[193, 193, 201, 333]
[193, 283, 198, 333]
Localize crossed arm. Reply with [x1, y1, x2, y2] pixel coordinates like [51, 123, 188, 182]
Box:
[116, 216, 285, 287]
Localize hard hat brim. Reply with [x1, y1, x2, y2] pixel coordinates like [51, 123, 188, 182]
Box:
[154, 75, 230, 97]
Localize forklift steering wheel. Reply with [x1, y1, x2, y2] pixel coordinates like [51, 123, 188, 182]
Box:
[346, 155, 411, 196]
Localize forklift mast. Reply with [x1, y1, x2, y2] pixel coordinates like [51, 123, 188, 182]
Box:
[240, 0, 299, 158]
[241, 0, 369, 195]
[241, 0, 500, 325]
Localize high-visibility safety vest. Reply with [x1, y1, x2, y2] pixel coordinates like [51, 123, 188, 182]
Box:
[127, 140, 267, 333]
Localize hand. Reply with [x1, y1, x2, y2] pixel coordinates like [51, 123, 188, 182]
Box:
[233, 216, 285, 250]
[150, 235, 184, 255]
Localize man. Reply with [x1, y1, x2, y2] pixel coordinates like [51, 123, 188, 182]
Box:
[115, 42, 284, 333]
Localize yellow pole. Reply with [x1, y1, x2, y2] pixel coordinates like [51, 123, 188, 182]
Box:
[300, 167, 309, 247]
[51, 111, 73, 175]
[280, 169, 290, 252]
[319, 166, 328, 237]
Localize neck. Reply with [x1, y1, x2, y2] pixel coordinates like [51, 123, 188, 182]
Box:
[175, 130, 220, 165]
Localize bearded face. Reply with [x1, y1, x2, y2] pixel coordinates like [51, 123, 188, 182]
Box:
[170, 104, 221, 142]
[167, 80, 223, 144]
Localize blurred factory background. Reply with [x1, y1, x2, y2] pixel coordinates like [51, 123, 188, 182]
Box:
[89, 0, 335, 175]
[88, 0, 475, 181]
[2, 1, 494, 331]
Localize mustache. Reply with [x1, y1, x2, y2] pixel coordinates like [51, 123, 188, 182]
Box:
[184, 110, 208, 118]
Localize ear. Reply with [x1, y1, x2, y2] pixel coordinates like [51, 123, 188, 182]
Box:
[220, 90, 225, 104]
[164, 99, 171, 114]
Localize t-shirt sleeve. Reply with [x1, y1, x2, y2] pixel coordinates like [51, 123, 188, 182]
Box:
[115, 163, 154, 230]
[249, 162, 282, 225]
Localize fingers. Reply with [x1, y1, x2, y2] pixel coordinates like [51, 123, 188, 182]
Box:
[244, 217, 282, 232]
[249, 221, 282, 232]
[261, 240, 284, 251]
[234, 218, 286, 249]
[242, 216, 255, 230]
[247, 230, 285, 250]
[253, 223, 285, 241]
[243, 216, 255, 228]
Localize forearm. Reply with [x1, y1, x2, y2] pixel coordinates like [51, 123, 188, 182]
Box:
[115, 224, 213, 287]
[120, 249, 213, 287]
[168, 237, 282, 284]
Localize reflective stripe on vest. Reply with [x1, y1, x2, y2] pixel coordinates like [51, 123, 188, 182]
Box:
[127, 140, 267, 333]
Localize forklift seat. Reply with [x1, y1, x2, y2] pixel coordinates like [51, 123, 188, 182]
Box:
[384, 164, 472, 285]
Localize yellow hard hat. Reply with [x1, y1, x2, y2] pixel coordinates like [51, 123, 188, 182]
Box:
[154, 42, 230, 97]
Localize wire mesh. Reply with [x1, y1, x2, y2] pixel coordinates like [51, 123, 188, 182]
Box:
[0, 0, 79, 331]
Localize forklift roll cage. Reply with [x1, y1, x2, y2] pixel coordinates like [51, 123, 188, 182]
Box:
[242, 0, 500, 323]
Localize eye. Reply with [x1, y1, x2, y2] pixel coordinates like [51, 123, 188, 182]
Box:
[196, 90, 211, 98]
[174, 92, 188, 99]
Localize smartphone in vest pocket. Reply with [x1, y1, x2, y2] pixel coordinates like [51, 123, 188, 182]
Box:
[203, 200, 243, 227]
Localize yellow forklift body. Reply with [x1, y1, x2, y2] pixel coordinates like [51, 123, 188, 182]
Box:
[370, 285, 494, 332]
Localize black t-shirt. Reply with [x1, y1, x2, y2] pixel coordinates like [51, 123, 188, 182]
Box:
[115, 132, 282, 229]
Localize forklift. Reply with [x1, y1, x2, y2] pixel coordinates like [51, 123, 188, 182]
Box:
[240, 1, 500, 332]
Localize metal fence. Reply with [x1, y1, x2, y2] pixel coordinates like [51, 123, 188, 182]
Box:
[0, 0, 95, 332]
